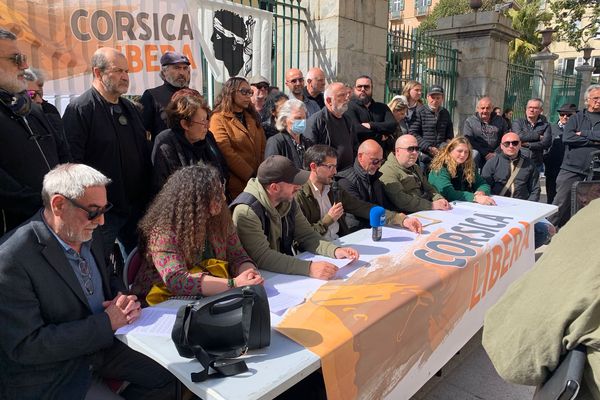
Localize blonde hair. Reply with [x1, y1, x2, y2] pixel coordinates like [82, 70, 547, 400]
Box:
[430, 137, 476, 186]
[402, 80, 423, 105]
[387, 95, 408, 112]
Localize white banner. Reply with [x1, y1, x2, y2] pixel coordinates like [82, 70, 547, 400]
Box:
[195, 0, 272, 83]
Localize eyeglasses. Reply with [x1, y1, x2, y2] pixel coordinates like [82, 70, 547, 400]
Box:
[1, 53, 27, 67]
[590, 97, 600, 103]
[319, 163, 337, 170]
[356, 84, 371, 90]
[369, 157, 385, 166]
[238, 88, 253, 96]
[27, 90, 42, 99]
[77, 257, 94, 296]
[287, 77, 304, 84]
[66, 197, 113, 220]
[253, 83, 269, 91]
[559, 113, 572, 117]
[396, 146, 419, 153]
[501, 141, 520, 147]
[188, 119, 208, 126]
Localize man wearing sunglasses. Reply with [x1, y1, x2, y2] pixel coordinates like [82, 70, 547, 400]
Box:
[285, 68, 321, 117]
[481, 132, 555, 248]
[140, 51, 191, 142]
[379, 134, 451, 213]
[0, 28, 70, 235]
[0, 163, 174, 400]
[297, 144, 421, 239]
[63, 47, 151, 263]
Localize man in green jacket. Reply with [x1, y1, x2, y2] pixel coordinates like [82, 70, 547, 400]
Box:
[483, 199, 600, 399]
[231, 155, 358, 280]
[379, 134, 451, 213]
[296, 144, 422, 239]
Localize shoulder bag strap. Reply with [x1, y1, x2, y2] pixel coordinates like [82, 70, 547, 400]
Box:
[499, 158, 524, 197]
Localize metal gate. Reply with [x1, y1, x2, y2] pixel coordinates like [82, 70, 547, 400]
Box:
[385, 26, 458, 115]
[549, 73, 582, 123]
[503, 60, 541, 121]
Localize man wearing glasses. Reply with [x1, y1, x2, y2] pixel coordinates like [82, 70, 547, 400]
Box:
[481, 132, 555, 247]
[140, 51, 191, 142]
[63, 47, 151, 263]
[550, 84, 600, 228]
[379, 134, 451, 213]
[345, 75, 398, 154]
[296, 144, 421, 240]
[249, 74, 270, 116]
[0, 163, 174, 399]
[0, 28, 70, 235]
[284, 68, 320, 117]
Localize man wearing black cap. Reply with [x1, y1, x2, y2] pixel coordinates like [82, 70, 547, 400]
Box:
[249, 74, 270, 117]
[231, 155, 359, 280]
[140, 51, 191, 141]
[544, 103, 577, 204]
[408, 84, 454, 168]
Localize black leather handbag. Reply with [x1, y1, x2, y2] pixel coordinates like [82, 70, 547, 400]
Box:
[171, 284, 270, 382]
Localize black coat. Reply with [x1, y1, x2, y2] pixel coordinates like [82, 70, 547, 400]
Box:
[463, 113, 509, 156]
[0, 97, 70, 234]
[481, 151, 540, 201]
[151, 128, 229, 194]
[140, 82, 180, 142]
[345, 99, 398, 152]
[511, 115, 552, 166]
[264, 130, 313, 169]
[408, 104, 454, 154]
[63, 87, 152, 216]
[561, 110, 600, 176]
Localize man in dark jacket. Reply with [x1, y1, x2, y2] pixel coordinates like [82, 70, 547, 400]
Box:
[304, 82, 357, 171]
[296, 144, 421, 239]
[481, 132, 554, 247]
[140, 51, 191, 141]
[463, 96, 509, 168]
[549, 85, 600, 228]
[544, 103, 577, 204]
[337, 139, 396, 229]
[0, 28, 70, 235]
[63, 47, 151, 259]
[408, 84, 454, 168]
[511, 98, 552, 169]
[345, 75, 398, 154]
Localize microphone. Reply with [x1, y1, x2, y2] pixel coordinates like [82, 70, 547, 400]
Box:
[369, 206, 386, 242]
[331, 180, 339, 204]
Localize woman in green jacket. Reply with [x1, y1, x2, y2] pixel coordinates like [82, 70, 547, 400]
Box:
[428, 137, 496, 205]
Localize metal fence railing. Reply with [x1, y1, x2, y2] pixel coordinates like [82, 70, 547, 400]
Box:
[385, 26, 458, 116]
[503, 60, 541, 121]
[549, 73, 582, 123]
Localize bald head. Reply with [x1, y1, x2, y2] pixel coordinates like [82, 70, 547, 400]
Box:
[476, 96, 493, 122]
[500, 131, 521, 159]
[306, 67, 325, 97]
[357, 139, 384, 174]
[394, 134, 419, 168]
[285, 68, 305, 97]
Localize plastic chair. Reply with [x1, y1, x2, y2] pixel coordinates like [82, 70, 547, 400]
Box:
[533, 345, 586, 400]
[122, 247, 142, 289]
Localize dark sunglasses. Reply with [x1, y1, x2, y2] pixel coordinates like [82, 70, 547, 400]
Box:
[66, 197, 113, 220]
[559, 113, 573, 117]
[396, 146, 419, 153]
[253, 83, 269, 90]
[369, 157, 385, 166]
[501, 141, 520, 147]
[2, 53, 27, 67]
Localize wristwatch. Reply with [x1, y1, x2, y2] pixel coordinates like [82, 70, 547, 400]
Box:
[227, 278, 236, 288]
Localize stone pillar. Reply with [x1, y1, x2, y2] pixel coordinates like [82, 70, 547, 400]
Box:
[531, 51, 559, 109]
[300, 0, 389, 101]
[430, 11, 519, 134]
[575, 64, 594, 107]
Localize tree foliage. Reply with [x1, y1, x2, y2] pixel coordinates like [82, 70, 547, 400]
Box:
[550, 0, 600, 50]
[419, 0, 504, 31]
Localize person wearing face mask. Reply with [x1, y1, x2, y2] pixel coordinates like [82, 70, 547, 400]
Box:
[264, 99, 313, 169]
[140, 51, 192, 142]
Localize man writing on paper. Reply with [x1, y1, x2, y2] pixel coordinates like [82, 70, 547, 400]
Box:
[232, 155, 359, 280]
[295, 144, 421, 238]
[0, 164, 174, 400]
[379, 134, 451, 213]
[481, 132, 555, 248]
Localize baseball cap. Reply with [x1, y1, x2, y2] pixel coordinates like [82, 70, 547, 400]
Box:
[160, 51, 190, 66]
[257, 155, 310, 185]
[428, 84, 444, 95]
[250, 75, 270, 86]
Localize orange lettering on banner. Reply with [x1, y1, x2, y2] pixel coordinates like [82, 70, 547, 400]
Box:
[113, 44, 197, 73]
[469, 259, 483, 309]
[480, 251, 491, 298]
[500, 233, 513, 278]
[508, 226, 523, 266]
[486, 244, 503, 292]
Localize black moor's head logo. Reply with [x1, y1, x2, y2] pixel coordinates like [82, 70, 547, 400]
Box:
[211, 9, 256, 78]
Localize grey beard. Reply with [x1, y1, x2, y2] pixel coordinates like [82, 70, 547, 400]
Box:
[164, 74, 190, 88]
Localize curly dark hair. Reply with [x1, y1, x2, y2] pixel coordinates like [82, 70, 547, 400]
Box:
[213, 76, 261, 125]
[165, 88, 211, 130]
[262, 91, 289, 123]
[138, 163, 230, 267]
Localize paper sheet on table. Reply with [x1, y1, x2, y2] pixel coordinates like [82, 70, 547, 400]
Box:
[115, 307, 178, 337]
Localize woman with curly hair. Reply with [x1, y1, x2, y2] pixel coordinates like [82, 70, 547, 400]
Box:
[151, 88, 228, 194]
[210, 77, 266, 199]
[428, 137, 496, 205]
[132, 164, 263, 305]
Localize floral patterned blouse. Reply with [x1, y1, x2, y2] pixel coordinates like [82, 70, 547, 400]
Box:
[131, 222, 253, 299]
